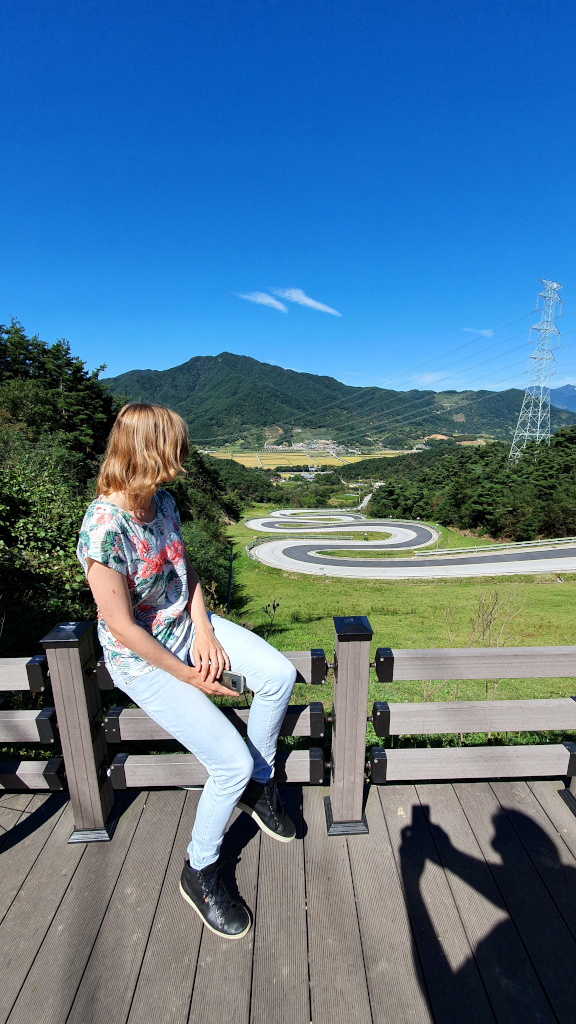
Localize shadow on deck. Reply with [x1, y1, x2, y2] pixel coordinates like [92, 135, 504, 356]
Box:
[1, 780, 576, 1024]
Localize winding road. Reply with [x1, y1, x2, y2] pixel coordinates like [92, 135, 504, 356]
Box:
[244, 510, 576, 579]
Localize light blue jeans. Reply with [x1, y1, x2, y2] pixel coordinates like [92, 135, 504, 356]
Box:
[110, 614, 296, 869]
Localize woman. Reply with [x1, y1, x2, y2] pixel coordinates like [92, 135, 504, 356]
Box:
[77, 403, 296, 940]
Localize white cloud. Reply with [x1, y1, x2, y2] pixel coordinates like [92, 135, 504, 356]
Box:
[411, 372, 446, 385]
[272, 287, 342, 317]
[463, 327, 494, 337]
[235, 291, 287, 312]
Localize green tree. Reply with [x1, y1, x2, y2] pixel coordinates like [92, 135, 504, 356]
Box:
[0, 318, 119, 456]
[0, 428, 92, 654]
[365, 429, 576, 541]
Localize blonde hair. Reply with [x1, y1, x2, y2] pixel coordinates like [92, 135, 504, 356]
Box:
[97, 403, 189, 508]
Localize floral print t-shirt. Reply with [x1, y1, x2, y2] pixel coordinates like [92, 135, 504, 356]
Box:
[76, 489, 193, 685]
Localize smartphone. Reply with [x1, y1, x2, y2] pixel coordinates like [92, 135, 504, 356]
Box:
[220, 670, 246, 694]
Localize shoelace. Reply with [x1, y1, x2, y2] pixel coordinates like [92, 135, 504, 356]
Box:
[265, 784, 282, 826]
[201, 868, 234, 921]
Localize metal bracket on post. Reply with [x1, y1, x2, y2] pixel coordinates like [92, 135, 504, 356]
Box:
[95, 657, 115, 690]
[372, 701, 390, 737]
[311, 648, 328, 685]
[374, 647, 394, 683]
[325, 615, 373, 836]
[42, 622, 119, 843]
[26, 655, 49, 692]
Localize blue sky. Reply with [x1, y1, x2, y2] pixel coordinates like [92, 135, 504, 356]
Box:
[2, 0, 576, 392]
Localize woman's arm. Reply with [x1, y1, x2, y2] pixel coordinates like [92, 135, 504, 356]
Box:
[86, 558, 234, 697]
[184, 549, 231, 685]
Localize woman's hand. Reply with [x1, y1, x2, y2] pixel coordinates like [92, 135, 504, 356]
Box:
[187, 623, 233, 696]
[86, 556, 235, 696]
[184, 550, 235, 696]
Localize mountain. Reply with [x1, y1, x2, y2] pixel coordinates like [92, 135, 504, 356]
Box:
[550, 385, 576, 413]
[103, 352, 576, 447]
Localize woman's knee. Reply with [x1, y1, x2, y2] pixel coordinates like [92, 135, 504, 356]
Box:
[211, 743, 253, 792]
[258, 656, 297, 700]
[282, 659, 298, 694]
[235, 746, 254, 787]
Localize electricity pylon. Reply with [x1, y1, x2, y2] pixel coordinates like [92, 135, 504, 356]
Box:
[508, 279, 563, 460]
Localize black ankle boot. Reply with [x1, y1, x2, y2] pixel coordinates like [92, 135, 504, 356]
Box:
[180, 859, 252, 939]
[237, 778, 296, 842]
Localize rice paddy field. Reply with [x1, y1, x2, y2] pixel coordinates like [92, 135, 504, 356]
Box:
[206, 450, 400, 469]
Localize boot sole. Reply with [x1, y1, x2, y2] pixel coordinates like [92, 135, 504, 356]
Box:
[237, 801, 296, 842]
[179, 882, 252, 939]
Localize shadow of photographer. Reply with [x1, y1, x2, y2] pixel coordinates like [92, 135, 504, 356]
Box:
[399, 798, 576, 1024]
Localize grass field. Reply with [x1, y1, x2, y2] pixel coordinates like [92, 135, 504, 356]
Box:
[291, 531, 393, 542]
[207, 450, 400, 469]
[427, 525, 498, 551]
[316, 548, 426, 558]
[226, 506, 576, 742]
[248, 531, 394, 542]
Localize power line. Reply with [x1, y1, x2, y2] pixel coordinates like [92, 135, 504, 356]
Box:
[181, 303, 542, 443]
[187, 334, 532, 446]
[185, 299, 576, 447]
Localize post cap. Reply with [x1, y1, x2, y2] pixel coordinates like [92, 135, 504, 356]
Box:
[333, 615, 373, 642]
[41, 621, 94, 647]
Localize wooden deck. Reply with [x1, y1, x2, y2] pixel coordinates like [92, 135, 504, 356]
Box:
[2, 780, 576, 1024]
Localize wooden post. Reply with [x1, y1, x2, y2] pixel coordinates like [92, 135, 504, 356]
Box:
[325, 615, 373, 835]
[42, 621, 117, 842]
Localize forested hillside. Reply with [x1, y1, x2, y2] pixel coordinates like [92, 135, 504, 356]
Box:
[103, 351, 576, 447]
[360, 432, 576, 541]
[550, 384, 576, 413]
[0, 320, 274, 655]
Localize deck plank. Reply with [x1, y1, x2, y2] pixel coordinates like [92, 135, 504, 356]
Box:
[417, 783, 555, 1024]
[455, 781, 576, 1024]
[347, 786, 433, 1024]
[0, 794, 35, 839]
[491, 781, 576, 942]
[3, 779, 576, 1024]
[6, 793, 142, 1024]
[250, 787, 309, 1024]
[0, 803, 85, 1024]
[65, 790, 185, 1024]
[379, 784, 496, 1024]
[303, 786, 372, 1024]
[528, 779, 576, 860]
[127, 791, 203, 1024]
[0, 794, 67, 924]
[0, 793, 35, 813]
[188, 807, 260, 1024]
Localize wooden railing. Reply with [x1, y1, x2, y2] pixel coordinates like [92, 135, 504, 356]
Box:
[1, 617, 576, 843]
[0, 653, 63, 791]
[368, 644, 576, 785]
[97, 643, 326, 793]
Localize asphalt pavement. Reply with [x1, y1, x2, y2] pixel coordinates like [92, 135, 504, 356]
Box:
[246, 510, 576, 579]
